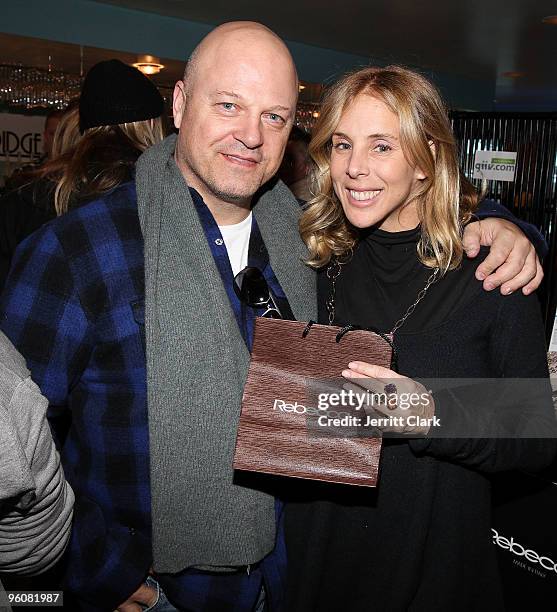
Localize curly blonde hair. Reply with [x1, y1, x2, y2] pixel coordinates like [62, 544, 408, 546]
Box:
[300, 65, 479, 271]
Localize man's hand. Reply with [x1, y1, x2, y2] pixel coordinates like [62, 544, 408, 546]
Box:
[462, 218, 543, 295]
[115, 580, 157, 612]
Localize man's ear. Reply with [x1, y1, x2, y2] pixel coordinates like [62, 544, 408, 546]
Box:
[172, 81, 186, 130]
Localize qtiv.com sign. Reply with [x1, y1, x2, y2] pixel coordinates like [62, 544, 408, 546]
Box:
[492, 528, 557, 574]
[473, 150, 517, 182]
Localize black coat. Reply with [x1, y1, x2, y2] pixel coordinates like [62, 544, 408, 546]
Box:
[285, 233, 557, 612]
[0, 179, 57, 291]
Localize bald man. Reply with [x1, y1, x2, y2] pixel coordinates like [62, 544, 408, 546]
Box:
[0, 20, 544, 612]
[0, 22, 308, 612]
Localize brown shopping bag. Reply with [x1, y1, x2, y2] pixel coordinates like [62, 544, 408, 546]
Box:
[233, 318, 393, 487]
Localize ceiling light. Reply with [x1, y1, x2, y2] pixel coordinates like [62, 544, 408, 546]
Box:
[298, 84, 306, 91]
[542, 15, 557, 25]
[501, 71, 525, 78]
[132, 54, 164, 75]
[312, 111, 320, 118]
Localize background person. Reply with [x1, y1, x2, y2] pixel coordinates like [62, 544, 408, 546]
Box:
[0, 330, 74, 609]
[0, 59, 166, 294]
[286, 65, 557, 612]
[42, 108, 66, 162]
[0, 99, 81, 291]
[54, 59, 166, 217]
[278, 125, 312, 203]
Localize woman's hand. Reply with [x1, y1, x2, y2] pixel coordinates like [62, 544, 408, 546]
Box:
[342, 361, 435, 435]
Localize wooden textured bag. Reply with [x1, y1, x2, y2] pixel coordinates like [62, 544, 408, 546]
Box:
[233, 317, 393, 487]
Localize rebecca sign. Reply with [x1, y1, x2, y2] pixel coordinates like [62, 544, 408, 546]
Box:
[0, 113, 44, 162]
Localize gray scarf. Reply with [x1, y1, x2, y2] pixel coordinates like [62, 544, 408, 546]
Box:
[135, 135, 317, 573]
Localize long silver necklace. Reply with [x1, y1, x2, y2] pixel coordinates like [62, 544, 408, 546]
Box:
[326, 257, 439, 334]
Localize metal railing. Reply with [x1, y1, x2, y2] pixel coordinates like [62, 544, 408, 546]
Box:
[451, 112, 557, 340]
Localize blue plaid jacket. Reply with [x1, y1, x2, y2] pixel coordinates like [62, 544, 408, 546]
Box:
[0, 181, 286, 612]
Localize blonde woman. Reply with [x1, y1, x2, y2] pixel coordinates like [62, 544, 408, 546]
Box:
[55, 60, 166, 215]
[0, 61, 166, 288]
[285, 66, 557, 611]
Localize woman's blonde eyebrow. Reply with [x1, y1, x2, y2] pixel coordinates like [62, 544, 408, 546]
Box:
[333, 131, 398, 140]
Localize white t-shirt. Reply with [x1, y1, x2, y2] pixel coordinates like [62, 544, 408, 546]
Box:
[218, 212, 252, 277]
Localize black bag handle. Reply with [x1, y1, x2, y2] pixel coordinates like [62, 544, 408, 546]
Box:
[301, 321, 398, 371]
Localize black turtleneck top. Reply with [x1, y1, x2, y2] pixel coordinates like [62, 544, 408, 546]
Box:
[318, 225, 484, 336]
[286, 226, 557, 612]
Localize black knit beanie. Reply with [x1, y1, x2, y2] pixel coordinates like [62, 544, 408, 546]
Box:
[79, 59, 164, 133]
